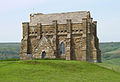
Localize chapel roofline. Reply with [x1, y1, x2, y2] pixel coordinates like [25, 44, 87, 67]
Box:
[30, 11, 90, 17]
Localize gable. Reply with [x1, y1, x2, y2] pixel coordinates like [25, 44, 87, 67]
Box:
[33, 36, 54, 54]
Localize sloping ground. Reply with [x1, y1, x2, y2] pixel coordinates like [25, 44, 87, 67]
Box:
[97, 58, 120, 73]
[99, 42, 120, 73]
[0, 60, 120, 82]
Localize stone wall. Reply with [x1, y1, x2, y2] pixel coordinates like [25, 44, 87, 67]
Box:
[20, 11, 101, 62]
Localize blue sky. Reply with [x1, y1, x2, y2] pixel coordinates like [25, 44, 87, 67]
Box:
[0, 0, 120, 42]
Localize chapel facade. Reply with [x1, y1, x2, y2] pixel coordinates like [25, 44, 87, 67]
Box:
[20, 11, 101, 62]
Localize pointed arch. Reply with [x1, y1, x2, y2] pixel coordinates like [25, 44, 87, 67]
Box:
[60, 42, 65, 55]
[42, 51, 46, 58]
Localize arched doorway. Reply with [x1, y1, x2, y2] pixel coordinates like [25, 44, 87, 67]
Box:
[60, 42, 65, 55]
[42, 51, 46, 58]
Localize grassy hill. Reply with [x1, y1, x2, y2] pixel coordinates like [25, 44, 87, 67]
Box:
[0, 42, 120, 72]
[0, 60, 120, 82]
[0, 43, 120, 81]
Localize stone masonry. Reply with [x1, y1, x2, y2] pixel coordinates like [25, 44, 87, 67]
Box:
[20, 11, 101, 62]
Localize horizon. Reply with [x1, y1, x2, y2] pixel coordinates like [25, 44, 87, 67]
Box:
[0, 0, 120, 42]
[0, 41, 120, 43]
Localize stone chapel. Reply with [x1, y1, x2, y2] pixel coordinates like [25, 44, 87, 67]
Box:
[20, 11, 101, 62]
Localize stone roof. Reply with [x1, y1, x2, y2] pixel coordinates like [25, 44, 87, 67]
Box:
[29, 11, 89, 26]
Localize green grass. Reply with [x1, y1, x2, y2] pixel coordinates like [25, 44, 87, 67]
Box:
[0, 58, 20, 61]
[0, 42, 120, 81]
[0, 60, 120, 82]
[97, 58, 120, 73]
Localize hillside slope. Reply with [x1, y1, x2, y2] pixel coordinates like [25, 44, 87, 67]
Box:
[0, 43, 20, 59]
[0, 60, 120, 82]
[0, 42, 120, 73]
[100, 42, 120, 60]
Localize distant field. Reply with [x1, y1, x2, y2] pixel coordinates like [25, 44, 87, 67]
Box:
[0, 60, 120, 82]
[99, 42, 120, 65]
[0, 43, 20, 60]
[100, 42, 120, 60]
[99, 42, 120, 72]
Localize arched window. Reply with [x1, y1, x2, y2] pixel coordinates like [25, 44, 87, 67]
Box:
[60, 42, 65, 55]
[42, 51, 46, 58]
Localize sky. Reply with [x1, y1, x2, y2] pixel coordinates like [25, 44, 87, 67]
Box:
[0, 0, 120, 42]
